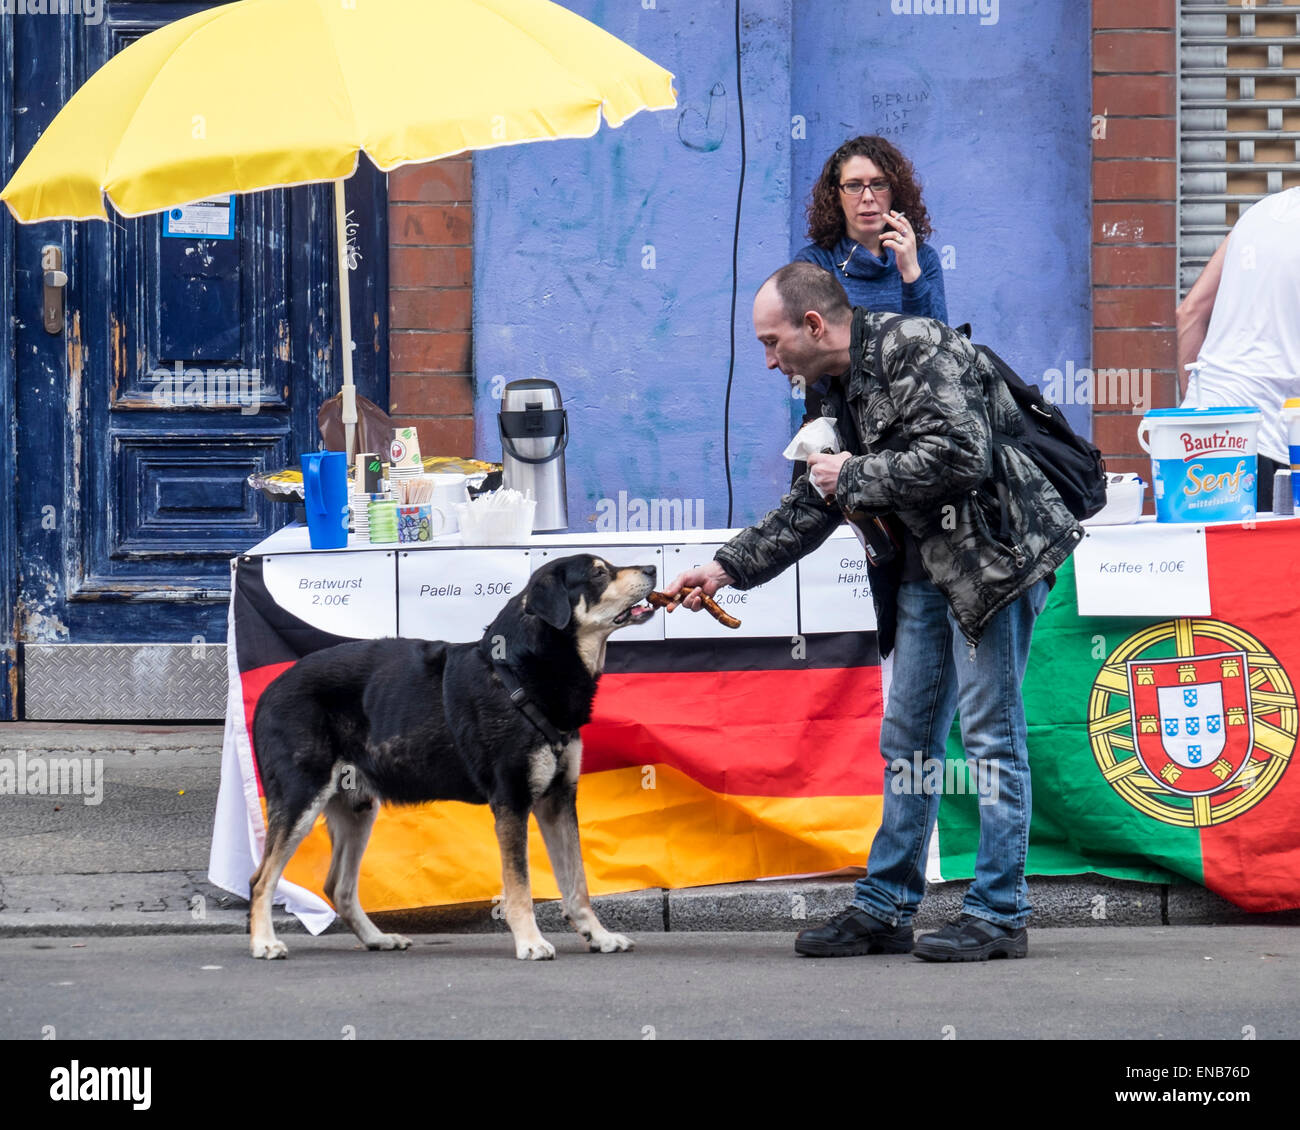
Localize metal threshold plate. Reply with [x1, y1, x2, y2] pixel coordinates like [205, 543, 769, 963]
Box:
[23, 644, 227, 721]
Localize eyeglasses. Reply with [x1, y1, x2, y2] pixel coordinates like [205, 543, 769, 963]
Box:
[838, 178, 891, 198]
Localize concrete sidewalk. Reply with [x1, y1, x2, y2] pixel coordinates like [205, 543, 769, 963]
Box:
[2, 722, 1297, 938]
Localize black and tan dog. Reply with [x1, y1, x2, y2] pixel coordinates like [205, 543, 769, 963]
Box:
[248, 554, 657, 960]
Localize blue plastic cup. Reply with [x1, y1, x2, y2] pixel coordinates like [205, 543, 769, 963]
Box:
[302, 451, 349, 549]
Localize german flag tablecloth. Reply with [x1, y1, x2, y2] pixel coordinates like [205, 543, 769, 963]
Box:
[208, 553, 885, 929]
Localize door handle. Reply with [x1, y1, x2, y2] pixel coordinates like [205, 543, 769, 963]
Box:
[42, 244, 67, 334]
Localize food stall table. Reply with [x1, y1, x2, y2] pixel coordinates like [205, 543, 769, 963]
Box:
[209, 516, 1300, 927]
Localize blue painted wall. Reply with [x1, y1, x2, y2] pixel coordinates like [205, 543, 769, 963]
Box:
[474, 0, 1091, 532]
[791, 0, 1093, 432]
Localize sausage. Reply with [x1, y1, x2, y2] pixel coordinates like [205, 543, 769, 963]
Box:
[647, 589, 687, 611]
[698, 592, 742, 630]
[647, 589, 741, 629]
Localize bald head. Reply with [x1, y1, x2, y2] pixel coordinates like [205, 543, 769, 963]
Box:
[758, 262, 852, 329]
[753, 263, 854, 383]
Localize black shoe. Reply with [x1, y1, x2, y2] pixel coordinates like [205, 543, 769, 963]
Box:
[794, 906, 914, 957]
[912, 913, 1028, 962]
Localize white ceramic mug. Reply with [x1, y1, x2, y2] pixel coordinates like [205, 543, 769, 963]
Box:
[426, 473, 469, 533]
[427, 505, 452, 536]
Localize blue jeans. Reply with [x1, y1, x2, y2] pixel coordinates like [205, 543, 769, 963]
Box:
[852, 577, 1050, 929]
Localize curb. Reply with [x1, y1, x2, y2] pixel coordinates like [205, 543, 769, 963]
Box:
[3, 873, 1298, 938]
[1, 911, 315, 938]
[0, 724, 223, 759]
[5, 728, 1298, 936]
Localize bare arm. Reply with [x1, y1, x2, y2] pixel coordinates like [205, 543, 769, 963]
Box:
[1176, 236, 1229, 399]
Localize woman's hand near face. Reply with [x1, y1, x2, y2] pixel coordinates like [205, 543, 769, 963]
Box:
[881, 210, 920, 283]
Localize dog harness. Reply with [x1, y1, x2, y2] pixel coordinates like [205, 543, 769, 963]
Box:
[493, 662, 570, 750]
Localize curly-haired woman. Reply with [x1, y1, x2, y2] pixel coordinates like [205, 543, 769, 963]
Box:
[787, 136, 948, 487]
[794, 135, 946, 323]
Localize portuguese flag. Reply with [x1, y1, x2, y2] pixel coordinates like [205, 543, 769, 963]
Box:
[935, 520, 1300, 912]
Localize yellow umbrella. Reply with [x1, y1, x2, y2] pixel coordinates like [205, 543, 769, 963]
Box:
[1, 0, 676, 453]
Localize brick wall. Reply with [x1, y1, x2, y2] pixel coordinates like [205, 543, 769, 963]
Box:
[387, 156, 475, 460]
[1092, 0, 1179, 490]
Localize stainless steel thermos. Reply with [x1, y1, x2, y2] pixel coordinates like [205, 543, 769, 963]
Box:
[498, 378, 569, 532]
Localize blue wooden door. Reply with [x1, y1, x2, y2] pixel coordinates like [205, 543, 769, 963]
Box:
[2, 5, 388, 718]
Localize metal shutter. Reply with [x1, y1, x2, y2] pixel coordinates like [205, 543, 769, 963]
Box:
[1179, 1, 1300, 293]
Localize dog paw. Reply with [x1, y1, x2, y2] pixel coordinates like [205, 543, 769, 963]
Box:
[588, 931, 634, 954]
[515, 937, 556, 961]
[250, 939, 288, 960]
[368, 933, 412, 951]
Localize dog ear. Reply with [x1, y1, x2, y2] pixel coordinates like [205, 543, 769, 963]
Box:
[525, 571, 572, 631]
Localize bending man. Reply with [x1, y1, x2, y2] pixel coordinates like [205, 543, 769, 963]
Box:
[668, 262, 1082, 962]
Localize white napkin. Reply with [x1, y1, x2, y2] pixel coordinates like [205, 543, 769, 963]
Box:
[783, 417, 840, 497]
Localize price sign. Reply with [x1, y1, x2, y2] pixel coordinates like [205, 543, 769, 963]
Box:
[529, 546, 665, 641]
[262, 551, 397, 637]
[398, 548, 533, 642]
[661, 543, 797, 639]
[1074, 525, 1210, 616]
[797, 526, 878, 633]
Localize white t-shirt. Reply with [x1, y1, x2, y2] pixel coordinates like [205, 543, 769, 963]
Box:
[1182, 188, 1300, 463]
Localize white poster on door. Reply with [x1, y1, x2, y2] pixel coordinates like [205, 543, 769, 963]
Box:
[162, 195, 236, 239]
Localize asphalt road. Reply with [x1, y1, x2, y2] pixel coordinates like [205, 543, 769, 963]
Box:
[3, 926, 1296, 1041]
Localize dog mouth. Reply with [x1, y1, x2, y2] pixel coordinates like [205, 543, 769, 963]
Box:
[613, 601, 655, 627]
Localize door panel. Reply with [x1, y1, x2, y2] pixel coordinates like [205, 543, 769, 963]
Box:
[112, 196, 289, 412]
[113, 430, 280, 554]
[7, 5, 388, 717]
[82, 177, 304, 595]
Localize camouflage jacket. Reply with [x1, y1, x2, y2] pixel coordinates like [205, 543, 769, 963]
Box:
[714, 310, 1084, 650]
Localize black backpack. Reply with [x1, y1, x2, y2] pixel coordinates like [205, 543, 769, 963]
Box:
[955, 327, 1108, 521]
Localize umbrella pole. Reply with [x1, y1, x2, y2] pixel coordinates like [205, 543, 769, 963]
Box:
[334, 179, 357, 461]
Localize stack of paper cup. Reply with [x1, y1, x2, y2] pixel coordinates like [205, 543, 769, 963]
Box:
[388, 426, 424, 492]
[355, 451, 384, 492]
[350, 452, 386, 541]
[1285, 398, 1300, 510]
[350, 491, 385, 540]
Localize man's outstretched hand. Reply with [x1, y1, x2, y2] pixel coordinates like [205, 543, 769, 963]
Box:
[664, 561, 735, 612]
